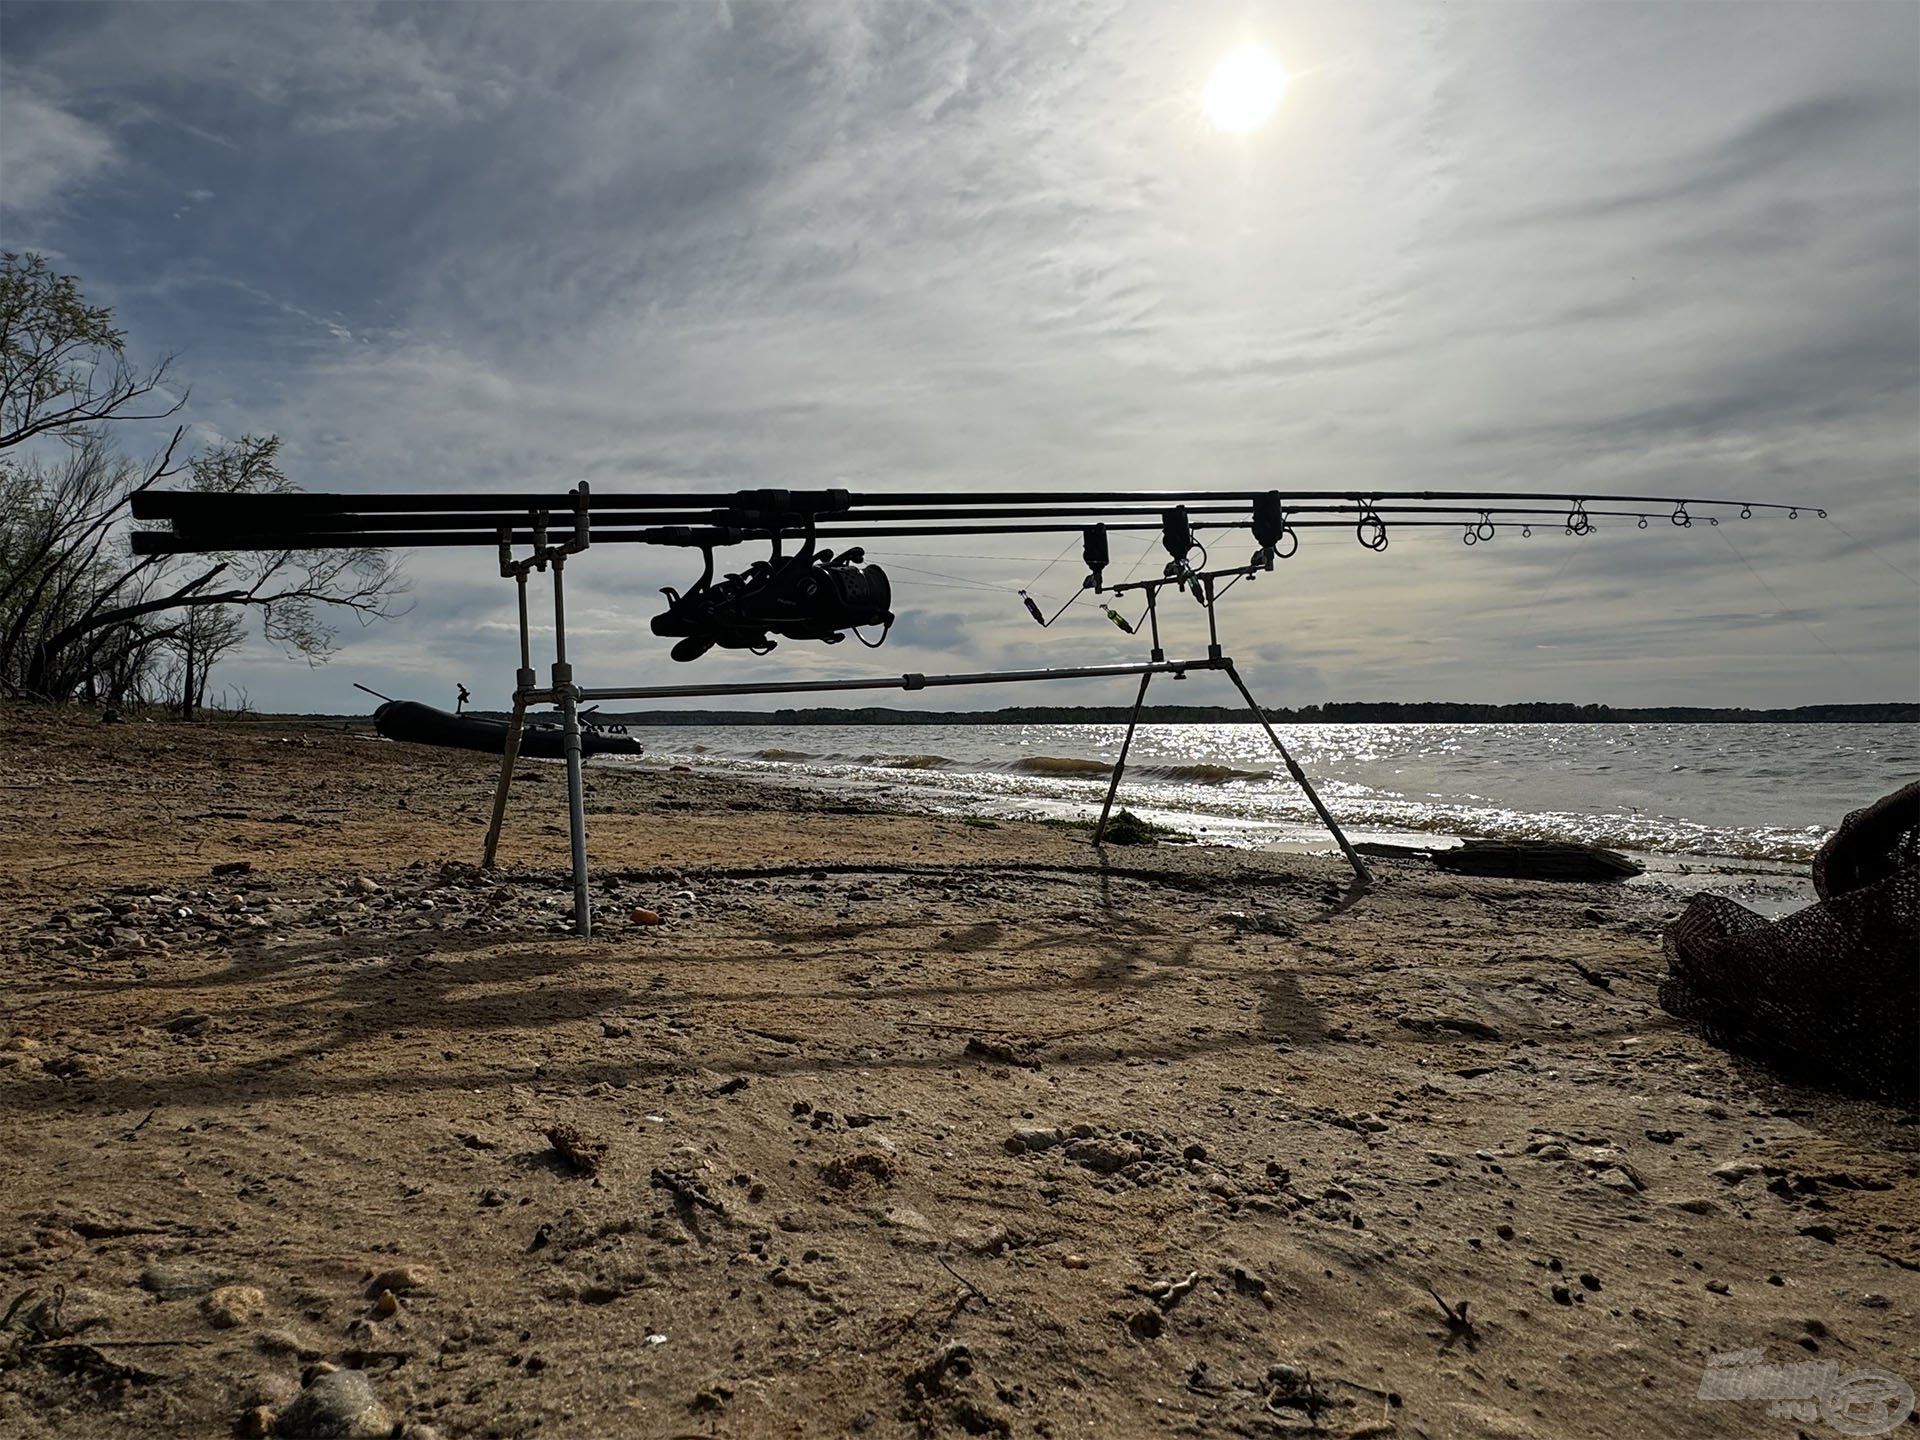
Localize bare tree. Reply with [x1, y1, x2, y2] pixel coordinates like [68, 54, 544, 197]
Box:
[159, 602, 245, 720]
[0, 253, 410, 706]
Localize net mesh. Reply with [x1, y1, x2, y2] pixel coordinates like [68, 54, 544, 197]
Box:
[1661, 782, 1919, 1103]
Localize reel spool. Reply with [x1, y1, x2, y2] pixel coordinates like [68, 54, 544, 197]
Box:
[652, 533, 893, 662]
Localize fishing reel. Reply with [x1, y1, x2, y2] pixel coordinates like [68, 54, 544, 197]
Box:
[652, 531, 893, 662]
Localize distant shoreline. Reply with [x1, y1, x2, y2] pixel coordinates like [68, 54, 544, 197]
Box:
[297, 700, 1919, 726]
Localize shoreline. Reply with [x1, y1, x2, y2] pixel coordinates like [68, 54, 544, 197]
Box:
[611, 747, 1827, 915]
[1, 709, 1914, 1439]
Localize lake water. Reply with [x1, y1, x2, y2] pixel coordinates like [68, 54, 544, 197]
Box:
[615, 722, 1914, 888]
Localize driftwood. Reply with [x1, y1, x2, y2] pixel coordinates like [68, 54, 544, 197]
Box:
[1431, 839, 1642, 882]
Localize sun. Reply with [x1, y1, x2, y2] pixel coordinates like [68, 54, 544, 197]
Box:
[1201, 42, 1287, 133]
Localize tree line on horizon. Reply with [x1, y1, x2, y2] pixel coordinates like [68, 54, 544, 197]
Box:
[0, 254, 408, 714]
[455, 699, 1918, 726]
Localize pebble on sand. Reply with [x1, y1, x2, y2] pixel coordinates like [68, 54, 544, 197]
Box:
[1006, 1126, 1063, 1153]
[365, 1265, 432, 1298]
[139, 1259, 226, 1300]
[277, 1369, 394, 1440]
[200, 1283, 266, 1328]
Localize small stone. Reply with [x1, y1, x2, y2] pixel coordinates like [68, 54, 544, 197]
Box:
[372, 1289, 398, 1317]
[278, 1370, 394, 1440]
[1593, 1165, 1644, 1194]
[1669, 1197, 1721, 1215]
[879, 1206, 938, 1251]
[364, 1265, 430, 1298]
[1495, 1224, 1515, 1240]
[630, 906, 663, 925]
[1861, 1293, 1889, 1308]
[353, 877, 381, 895]
[1578, 1273, 1602, 1291]
[241, 1405, 276, 1438]
[1060, 1254, 1090, 1270]
[140, 1258, 225, 1300]
[1064, 1136, 1142, 1174]
[1710, 1161, 1762, 1185]
[951, 1223, 1008, 1255]
[1706, 1280, 1731, 1295]
[1550, 1284, 1573, 1306]
[1007, 1126, 1063, 1154]
[201, 1284, 266, 1329]
[254, 1329, 311, 1359]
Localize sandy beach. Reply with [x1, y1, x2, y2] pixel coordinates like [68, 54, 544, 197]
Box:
[1, 709, 1915, 1440]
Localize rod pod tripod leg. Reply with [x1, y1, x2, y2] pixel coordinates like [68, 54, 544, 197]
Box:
[1093, 670, 1153, 846]
[481, 701, 526, 868]
[481, 569, 536, 870]
[1223, 660, 1373, 890]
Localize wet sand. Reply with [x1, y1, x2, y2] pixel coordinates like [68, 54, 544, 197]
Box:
[1, 710, 1914, 1439]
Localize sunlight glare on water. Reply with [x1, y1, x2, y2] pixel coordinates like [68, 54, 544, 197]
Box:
[620, 722, 1916, 864]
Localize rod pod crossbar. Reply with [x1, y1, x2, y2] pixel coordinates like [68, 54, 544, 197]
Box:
[489, 646, 1372, 937]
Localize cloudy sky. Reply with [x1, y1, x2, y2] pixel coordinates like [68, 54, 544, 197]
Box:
[3, 0, 1915, 712]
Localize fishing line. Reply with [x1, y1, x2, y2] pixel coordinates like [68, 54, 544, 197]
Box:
[881, 551, 1068, 565]
[1002, 532, 1093, 627]
[885, 574, 1009, 594]
[1121, 531, 1160, 581]
[1512, 542, 1581, 646]
[1024, 534, 1080, 590]
[1820, 515, 1920, 588]
[884, 561, 1006, 592]
[1106, 532, 1164, 633]
[1714, 526, 1878, 690]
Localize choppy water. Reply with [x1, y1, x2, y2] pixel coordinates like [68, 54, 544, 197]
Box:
[617, 722, 1914, 869]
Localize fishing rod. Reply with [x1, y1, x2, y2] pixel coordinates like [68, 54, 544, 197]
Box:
[133, 483, 1825, 663]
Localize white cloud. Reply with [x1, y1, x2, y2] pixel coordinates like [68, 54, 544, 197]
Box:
[0, 69, 117, 214]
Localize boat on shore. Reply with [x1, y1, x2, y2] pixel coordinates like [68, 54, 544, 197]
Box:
[371, 699, 642, 759]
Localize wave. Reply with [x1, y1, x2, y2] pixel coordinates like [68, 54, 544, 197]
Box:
[1005, 757, 1267, 784]
[1138, 763, 1271, 784]
[870, 753, 958, 770]
[755, 748, 816, 762]
[1012, 755, 1112, 777]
